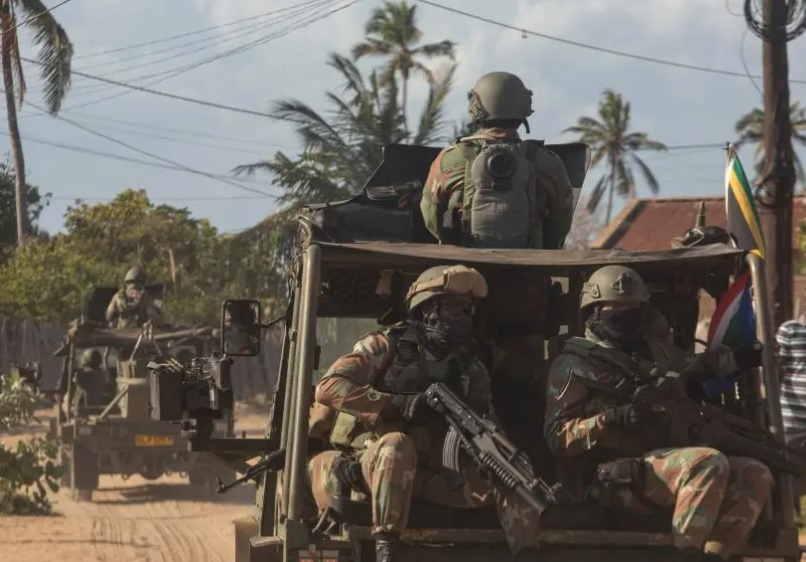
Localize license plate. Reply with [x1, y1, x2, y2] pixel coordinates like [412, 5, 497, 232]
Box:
[134, 434, 175, 447]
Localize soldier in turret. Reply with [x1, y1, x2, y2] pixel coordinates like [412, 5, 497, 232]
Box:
[105, 267, 160, 328]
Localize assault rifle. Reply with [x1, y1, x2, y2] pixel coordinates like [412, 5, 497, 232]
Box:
[575, 375, 805, 475]
[423, 382, 569, 514]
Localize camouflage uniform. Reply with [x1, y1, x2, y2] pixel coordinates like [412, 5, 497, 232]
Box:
[307, 265, 539, 559]
[544, 265, 772, 560]
[421, 127, 574, 250]
[105, 267, 160, 328]
[420, 71, 574, 250]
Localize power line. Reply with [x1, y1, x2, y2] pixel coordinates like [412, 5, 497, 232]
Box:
[48, 194, 267, 202]
[33, 0, 338, 101]
[17, 109, 286, 155]
[23, 100, 278, 197]
[72, 0, 325, 60]
[1, 127, 275, 187]
[19, 54, 299, 122]
[18, 108, 293, 149]
[415, 0, 806, 85]
[59, 0, 355, 111]
[0, 0, 73, 37]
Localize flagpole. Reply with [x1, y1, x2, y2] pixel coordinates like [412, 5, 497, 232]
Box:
[748, 251, 796, 527]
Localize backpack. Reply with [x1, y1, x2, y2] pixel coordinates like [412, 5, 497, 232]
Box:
[457, 137, 545, 249]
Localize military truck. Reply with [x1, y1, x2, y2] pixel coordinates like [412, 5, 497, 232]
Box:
[49, 288, 235, 501]
[151, 143, 798, 562]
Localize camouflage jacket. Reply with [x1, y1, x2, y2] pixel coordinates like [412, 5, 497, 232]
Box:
[312, 329, 494, 469]
[543, 328, 741, 486]
[420, 127, 574, 249]
[105, 287, 160, 328]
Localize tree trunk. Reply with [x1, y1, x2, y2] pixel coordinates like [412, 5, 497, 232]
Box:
[401, 70, 409, 141]
[1, 19, 27, 248]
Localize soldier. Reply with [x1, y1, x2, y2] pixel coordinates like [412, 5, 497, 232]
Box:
[307, 264, 539, 562]
[105, 267, 160, 328]
[544, 265, 771, 562]
[420, 71, 574, 250]
[72, 348, 107, 415]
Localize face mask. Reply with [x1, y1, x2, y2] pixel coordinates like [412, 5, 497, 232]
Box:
[409, 299, 474, 354]
[596, 306, 643, 342]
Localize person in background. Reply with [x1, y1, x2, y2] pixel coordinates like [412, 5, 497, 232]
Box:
[775, 312, 806, 516]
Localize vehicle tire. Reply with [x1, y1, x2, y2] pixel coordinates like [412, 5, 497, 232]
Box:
[70, 442, 98, 499]
[58, 447, 70, 487]
[72, 488, 93, 502]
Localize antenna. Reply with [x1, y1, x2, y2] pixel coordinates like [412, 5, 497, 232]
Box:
[695, 201, 706, 229]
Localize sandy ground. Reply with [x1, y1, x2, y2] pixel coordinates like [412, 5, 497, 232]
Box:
[0, 401, 269, 562]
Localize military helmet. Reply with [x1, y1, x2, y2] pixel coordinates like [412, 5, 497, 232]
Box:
[467, 71, 533, 123]
[81, 348, 103, 369]
[406, 264, 488, 312]
[579, 265, 649, 311]
[124, 266, 146, 284]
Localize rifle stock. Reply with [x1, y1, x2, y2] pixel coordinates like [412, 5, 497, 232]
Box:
[574, 375, 805, 475]
[423, 382, 567, 514]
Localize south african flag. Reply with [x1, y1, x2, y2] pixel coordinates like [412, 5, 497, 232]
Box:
[725, 149, 766, 260]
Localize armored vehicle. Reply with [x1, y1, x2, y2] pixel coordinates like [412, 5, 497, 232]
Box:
[50, 290, 235, 501]
[153, 143, 798, 562]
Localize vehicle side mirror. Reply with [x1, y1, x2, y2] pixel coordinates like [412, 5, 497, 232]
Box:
[221, 299, 261, 357]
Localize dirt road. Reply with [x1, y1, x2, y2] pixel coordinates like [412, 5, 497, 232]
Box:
[0, 403, 267, 562]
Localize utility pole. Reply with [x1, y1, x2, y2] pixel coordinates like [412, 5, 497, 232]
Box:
[756, 0, 796, 329]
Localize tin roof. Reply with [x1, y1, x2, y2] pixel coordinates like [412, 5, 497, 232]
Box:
[591, 195, 806, 251]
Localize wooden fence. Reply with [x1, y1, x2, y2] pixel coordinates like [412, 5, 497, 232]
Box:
[0, 315, 283, 400]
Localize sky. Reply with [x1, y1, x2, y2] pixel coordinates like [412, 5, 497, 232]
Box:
[7, 0, 806, 236]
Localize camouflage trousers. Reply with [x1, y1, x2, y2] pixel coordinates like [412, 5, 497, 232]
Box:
[591, 447, 773, 559]
[308, 432, 539, 554]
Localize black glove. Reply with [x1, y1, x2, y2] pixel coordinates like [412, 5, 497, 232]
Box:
[390, 392, 433, 421]
[733, 342, 763, 370]
[604, 404, 638, 429]
[332, 456, 368, 495]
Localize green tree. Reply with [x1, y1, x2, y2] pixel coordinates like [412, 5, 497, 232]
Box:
[0, 373, 63, 515]
[734, 102, 806, 185]
[351, 0, 455, 137]
[0, 162, 49, 251]
[1, 0, 73, 247]
[564, 89, 667, 224]
[233, 53, 455, 207]
[0, 190, 226, 324]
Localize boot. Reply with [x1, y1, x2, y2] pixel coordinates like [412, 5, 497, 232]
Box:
[374, 532, 400, 562]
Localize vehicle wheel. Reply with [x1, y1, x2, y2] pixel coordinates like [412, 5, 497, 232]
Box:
[72, 488, 93, 502]
[70, 442, 98, 498]
[58, 447, 70, 487]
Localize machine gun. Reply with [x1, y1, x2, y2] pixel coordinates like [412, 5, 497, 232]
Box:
[423, 382, 569, 514]
[147, 353, 234, 438]
[575, 374, 806, 475]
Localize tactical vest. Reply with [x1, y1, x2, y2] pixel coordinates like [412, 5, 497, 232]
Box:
[561, 335, 675, 389]
[329, 327, 470, 452]
[115, 289, 150, 328]
[458, 137, 544, 249]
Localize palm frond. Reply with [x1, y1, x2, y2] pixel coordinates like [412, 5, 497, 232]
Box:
[412, 63, 455, 145]
[631, 153, 660, 195]
[17, 0, 73, 114]
[586, 175, 608, 214]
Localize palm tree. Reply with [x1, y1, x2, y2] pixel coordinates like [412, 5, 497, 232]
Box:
[1, 0, 73, 248]
[734, 103, 806, 185]
[232, 53, 455, 207]
[564, 89, 667, 224]
[351, 0, 455, 139]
